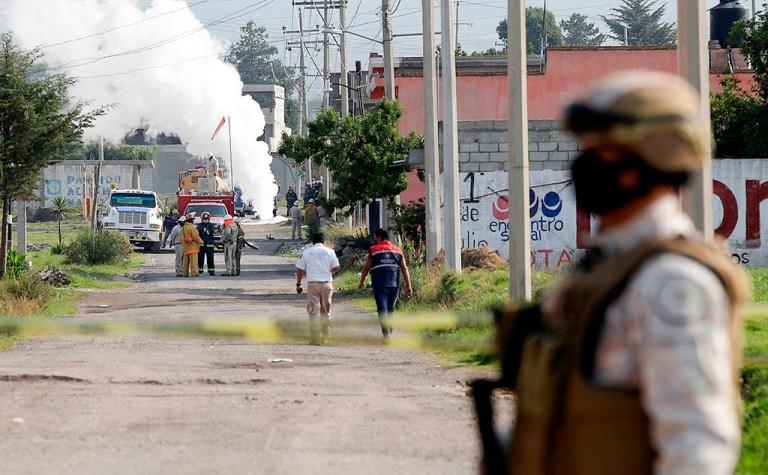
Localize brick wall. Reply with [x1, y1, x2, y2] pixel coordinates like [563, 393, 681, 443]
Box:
[433, 119, 582, 172]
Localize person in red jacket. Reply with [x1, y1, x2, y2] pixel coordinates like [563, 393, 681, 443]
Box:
[358, 229, 413, 340]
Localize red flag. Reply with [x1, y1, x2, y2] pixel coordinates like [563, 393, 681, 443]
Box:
[211, 116, 226, 141]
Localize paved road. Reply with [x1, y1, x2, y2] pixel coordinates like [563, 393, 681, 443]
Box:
[0, 221, 483, 474]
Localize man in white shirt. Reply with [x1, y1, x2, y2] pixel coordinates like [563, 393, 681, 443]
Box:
[295, 233, 340, 344]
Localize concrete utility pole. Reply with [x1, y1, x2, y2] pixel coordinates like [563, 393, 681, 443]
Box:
[382, 0, 396, 99]
[339, 0, 349, 117]
[455, 1, 460, 50]
[322, 0, 331, 110]
[298, 9, 311, 185]
[422, 0, 441, 261]
[441, 0, 461, 273]
[16, 201, 26, 255]
[91, 137, 104, 232]
[507, 0, 532, 300]
[678, 0, 713, 239]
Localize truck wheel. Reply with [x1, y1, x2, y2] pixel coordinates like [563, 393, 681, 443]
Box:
[151, 242, 162, 254]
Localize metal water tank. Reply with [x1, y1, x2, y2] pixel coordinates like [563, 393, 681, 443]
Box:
[710, 0, 750, 48]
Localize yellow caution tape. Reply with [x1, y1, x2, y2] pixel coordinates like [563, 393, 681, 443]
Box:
[0, 312, 495, 353]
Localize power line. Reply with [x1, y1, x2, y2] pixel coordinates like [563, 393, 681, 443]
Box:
[40, 0, 212, 49]
[42, 0, 276, 72]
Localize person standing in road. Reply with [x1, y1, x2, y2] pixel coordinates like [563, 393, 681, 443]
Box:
[221, 215, 237, 276]
[168, 215, 186, 277]
[358, 229, 413, 340]
[480, 71, 750, 475]
[290, 202, 302, 240]
[181, 213, 203, 277]
[303, 199, 321, 239]
[161, 209, 178, 248]
[234, 216, 246, 276]
[285, 186, 298, 215]
[197, 211, 216, 275]
[295, 233, 340, 345]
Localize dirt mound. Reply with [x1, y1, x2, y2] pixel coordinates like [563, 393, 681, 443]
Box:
[461, 246, 506, 271]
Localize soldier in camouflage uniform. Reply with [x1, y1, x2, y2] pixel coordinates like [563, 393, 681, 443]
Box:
[234, 216, 245, 276]
[476, 71, 750, 475]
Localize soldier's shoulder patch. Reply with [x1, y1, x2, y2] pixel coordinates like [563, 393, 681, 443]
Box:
[635, 254, 720, 331]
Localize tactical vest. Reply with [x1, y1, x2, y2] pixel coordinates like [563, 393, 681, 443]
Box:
[505, 237, 750, 475]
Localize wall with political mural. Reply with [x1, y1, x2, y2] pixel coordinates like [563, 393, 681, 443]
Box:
[447, 159, 768, 269]
[42, 162, 149, 207]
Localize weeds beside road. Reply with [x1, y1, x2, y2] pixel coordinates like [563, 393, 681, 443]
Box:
[0, 218, 146, 346]
[337, 260, 768, 473]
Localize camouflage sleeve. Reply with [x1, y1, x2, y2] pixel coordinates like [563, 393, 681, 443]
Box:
[628, 254, 740, 475]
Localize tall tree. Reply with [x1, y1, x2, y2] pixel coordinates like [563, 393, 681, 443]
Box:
[0, 33, 103, 276]
[278, 99, 422, 213]
[711, 10, 768, 158]
[225, 22, 299, 131]
[731, 10, 768, 100]
[497, 7, 564, 53]
[561, 13, 606, 46]
[600, 0, 676, 46]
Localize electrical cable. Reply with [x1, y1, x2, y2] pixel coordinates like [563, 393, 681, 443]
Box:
[42, 0, 276, 72]
[40, 0, 212, 49]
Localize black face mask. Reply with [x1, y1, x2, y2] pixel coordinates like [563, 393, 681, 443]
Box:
[570, 149, 662, 215]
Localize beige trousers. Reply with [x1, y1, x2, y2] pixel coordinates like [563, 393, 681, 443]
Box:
[306, 281, 333, 339]
[174, 244, 183, 275]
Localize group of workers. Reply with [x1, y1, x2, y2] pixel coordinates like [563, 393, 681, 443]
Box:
[288, 196, 322, 240]
[166, 211, 246, 277]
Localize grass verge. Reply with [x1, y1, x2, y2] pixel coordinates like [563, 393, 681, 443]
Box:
[337, 263, 768, 470]
[0, 218, 146, 348]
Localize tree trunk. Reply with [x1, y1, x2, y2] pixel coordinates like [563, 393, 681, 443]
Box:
[58, 218, 62, 247]
[0, 194, 9, 278]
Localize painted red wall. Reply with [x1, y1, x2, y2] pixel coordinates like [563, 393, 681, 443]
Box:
[389, 48, 755, 135]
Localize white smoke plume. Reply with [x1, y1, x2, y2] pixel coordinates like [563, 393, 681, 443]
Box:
[1, 0, 277, 216]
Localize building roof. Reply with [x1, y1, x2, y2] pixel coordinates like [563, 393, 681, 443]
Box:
[243, 84, 285, 97]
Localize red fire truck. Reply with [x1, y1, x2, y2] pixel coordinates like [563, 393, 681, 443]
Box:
[177, 166, 235, 246]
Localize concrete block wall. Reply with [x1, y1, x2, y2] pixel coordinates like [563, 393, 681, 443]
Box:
[438, 119, 582, 172]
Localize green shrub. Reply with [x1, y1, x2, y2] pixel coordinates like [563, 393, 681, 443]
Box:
[5, 249, 29, 279]
[50, 244, 65, 255]
[437, 271, 461, 306]
[65, 229, 133, 265]
[3, 271, 53, 303]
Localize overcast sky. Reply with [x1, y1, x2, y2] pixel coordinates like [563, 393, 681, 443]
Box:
[7, 0, 764, 99]
[152, 0, 759, 96]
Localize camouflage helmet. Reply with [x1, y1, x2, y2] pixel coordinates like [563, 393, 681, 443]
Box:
[563, 70, 708, 173]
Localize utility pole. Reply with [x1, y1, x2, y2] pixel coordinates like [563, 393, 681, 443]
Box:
[339, 0, 349, 117]
[441, 0, 460, 273]
[90, 137, 104, 232]
[507, 0, 531, 300]
[382, 0, 395, 99]
[678, 0, 712, 239]
[322, 0, 331, 110]
[423, 0, 441, 261]
[455, 1, 460, 50]
[16, 201, 26, 255]
[298, 9, 311, 184]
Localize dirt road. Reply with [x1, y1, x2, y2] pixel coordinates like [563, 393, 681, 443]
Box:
[0, 220, 483, 474]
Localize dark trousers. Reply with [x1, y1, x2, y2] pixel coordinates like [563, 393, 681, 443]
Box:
[198, 246, 215, 274]
[234, 247, 242, 275]
[373, 286, 399, 337]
